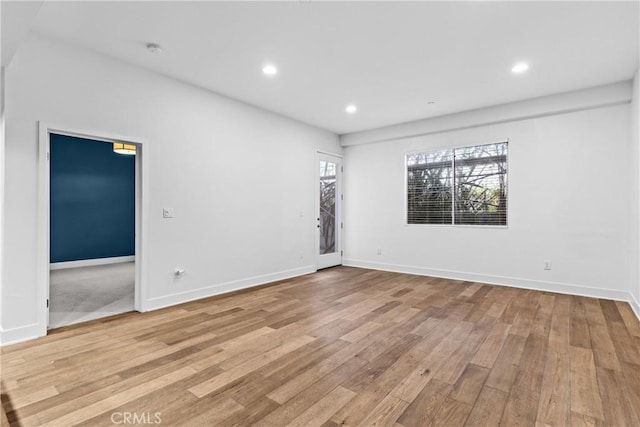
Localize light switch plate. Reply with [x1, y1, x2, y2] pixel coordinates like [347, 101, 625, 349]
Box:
[162, 208, 174, 218]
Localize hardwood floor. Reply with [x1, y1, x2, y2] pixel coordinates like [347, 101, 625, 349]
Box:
[1, 266, 639, 426]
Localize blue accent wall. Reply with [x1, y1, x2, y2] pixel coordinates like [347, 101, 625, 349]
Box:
[50, 134, 135, 263]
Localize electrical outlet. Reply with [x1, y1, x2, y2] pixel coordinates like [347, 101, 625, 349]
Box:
[544, 260, 552, 271]
[377, 248, 382, 255]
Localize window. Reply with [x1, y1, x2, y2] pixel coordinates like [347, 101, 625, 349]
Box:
[407, 142, 508, 226]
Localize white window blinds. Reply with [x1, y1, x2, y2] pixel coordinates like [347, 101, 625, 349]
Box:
[407, 142, 508, 226]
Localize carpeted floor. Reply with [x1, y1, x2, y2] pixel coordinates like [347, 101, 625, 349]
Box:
[49, 262, 135, 329]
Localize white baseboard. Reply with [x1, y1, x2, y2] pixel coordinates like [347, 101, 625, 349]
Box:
[0, 323, 42, 346]
[343, 258, 636, 312]
[144, 265, 317, 312]
[50, 255, 135, 270]
[629, 293, 640, 321]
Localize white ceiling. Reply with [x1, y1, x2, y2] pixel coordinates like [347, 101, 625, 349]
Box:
[0, 0, 43, 66]
[9, 1, 640, 134]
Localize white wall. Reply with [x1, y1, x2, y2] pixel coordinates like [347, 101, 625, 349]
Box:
[1, 36, 341, 344]
[631, 67, 640, 313]
[0, 67, 5, 342]
[343, 95, 634, 304]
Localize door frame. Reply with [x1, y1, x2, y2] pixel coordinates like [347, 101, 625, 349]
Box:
[37, 122, 149, 335]
[315, 150, 343, 270]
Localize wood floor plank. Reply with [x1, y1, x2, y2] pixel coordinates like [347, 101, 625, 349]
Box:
[189, 334, 316, 398]
[285, 386, 355, 427]
[341, 334, 422, 393]
[258, 357, 367, 426]
[595, 367, 640, 426]
[536, 350, 570, 427]
[331, 344, 425, 426]
[226, 338, 344, 407]
[582, 297, 607, 327]
[501, 386, 540, 427]
[511, 303, 538, 338]
[606, 320, 640, 365]
[11, 357, 217, 426]
[1, 402, 9, 427]
[340, 321, 383, 343]
[588, 323, 622, 371]
[357, 394, 409, 427]
[396, 379, 452, 427]
[484, 334, 527, 392]
[449, 364, 489, 406]
[1, 266, 639, 427]
[1, 386, 58, 411]
[570, 297, 592, 349]
[599, 299, 624, 323]
[485, 301, 507, 318]
[548, 313, 570, 354]
[570, 346, 604, 421]
[571, 411, 604, 427]
[513, 333, 547, 392]
[464, 385, 508, 427]
[620, 361, 640, 414]
[615, 301, 640, 337]
[42, 367, 197, 427]
[432, 317, 494, 384]
[221, 396, 280, 427]
[390, 324, 470, 403]
[265, 326, 396, 404]
[88, 371, 205, 426]
[470, 321, 511, 368]
[427, 397, 473, 427]
[179, 397, 245, 427]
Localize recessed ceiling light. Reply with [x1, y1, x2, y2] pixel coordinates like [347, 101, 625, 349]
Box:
[511, 62, 529, 73]
[345, 104, 357, 114]
[146, 43, 162, 54]
[262, 64, 278, 76]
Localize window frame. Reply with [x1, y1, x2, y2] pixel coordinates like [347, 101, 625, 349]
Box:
[404, 139, 509, 229]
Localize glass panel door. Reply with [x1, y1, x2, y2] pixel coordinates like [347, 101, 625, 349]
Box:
[317, 153, 342, 269]
[319, 160, 337, 254]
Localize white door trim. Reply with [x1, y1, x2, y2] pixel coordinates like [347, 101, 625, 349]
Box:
[315, 151, 343, 270]
[37, 122, 149, 336]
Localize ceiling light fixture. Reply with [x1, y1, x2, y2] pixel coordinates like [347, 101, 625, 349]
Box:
[113, 142, 136, 155]
[345, 104, 357, 114]
[146, 43, 163, 54]
[511, 62, 529, 73]
[262, 64, 278, 76]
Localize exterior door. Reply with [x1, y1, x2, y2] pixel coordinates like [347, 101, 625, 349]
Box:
[316, 153, 342, 269]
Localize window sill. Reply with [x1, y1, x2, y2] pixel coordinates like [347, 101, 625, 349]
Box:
[404, 223, 509, 229]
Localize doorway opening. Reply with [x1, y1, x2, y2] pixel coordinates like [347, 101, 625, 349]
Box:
[38, 123, 147, 334]
[48, 134, 136, 328]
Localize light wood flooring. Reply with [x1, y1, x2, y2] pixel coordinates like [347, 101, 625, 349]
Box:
[1, 266, 640, 426]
